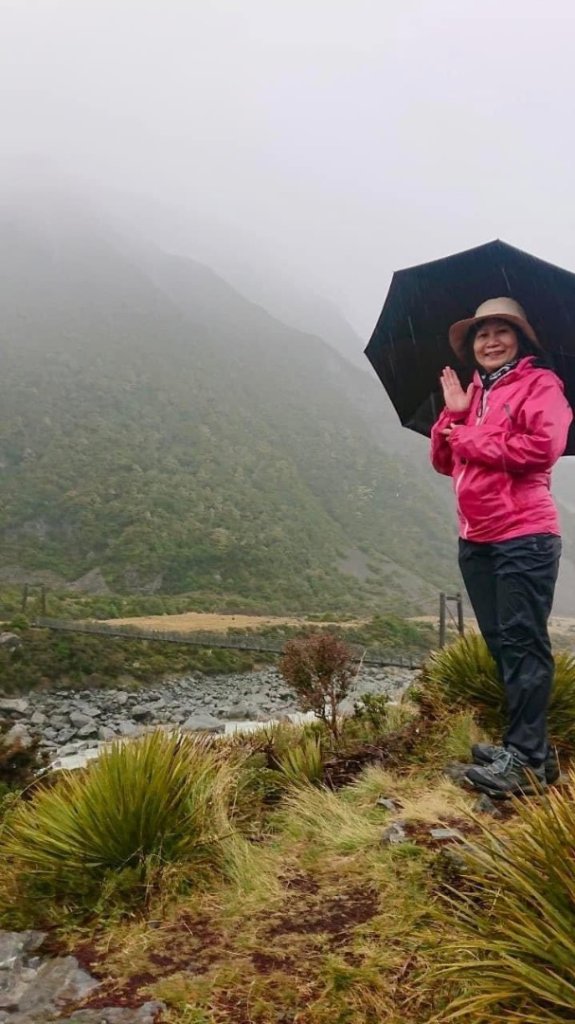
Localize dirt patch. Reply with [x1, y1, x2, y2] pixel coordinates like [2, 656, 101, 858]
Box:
[100, 612, 365, 634]
[404, 817, 476, 849]
[267, 885, 379, 946]
[72, 913, 223, 1011]
[250, 949, 298, 974]
[282, 872, 321, 897]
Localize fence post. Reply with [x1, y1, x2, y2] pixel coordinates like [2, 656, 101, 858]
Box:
[456, 591, 464, 636]
[21, 584, 29, 613]
[438, 591, 447, 648]
[40, 585, 47, 616]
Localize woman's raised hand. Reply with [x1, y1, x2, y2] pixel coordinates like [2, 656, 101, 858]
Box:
[440, 367, 473, 414]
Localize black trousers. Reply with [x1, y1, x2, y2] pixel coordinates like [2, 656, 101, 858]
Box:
[458, 533, 562, 766]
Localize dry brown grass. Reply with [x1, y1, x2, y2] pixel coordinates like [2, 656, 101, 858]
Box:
[56, 764, 489, 1024]
[100, 612, 366, 633]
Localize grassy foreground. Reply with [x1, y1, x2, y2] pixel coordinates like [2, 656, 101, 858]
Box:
[2, 635, 575, 1022]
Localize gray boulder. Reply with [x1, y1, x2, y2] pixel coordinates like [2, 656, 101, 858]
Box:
[0, 951, 98, 1022]
[381, 821, 409, 846]
[131, 705, 153, 723]
[116, 721, 139, 737]
[0, 932, 45, 970]
[2, 723, 34, 750]
[56, 728, 77, 745]
[69, 711, 95, 729]
[220, 704, 259, 721]
[0, 633, 22, 650]
[77, 722, 99, 739]
[98, 725, 117, 742]
[181, 714, 224, 734]
[0, 699, 28, 717]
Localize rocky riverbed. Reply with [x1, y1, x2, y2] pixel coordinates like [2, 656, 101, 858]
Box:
[1, 665, 418, 769]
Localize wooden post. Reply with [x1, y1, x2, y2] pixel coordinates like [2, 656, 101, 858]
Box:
[40, 585, 47, 616]
[21, 584, 28, 613]
[456, 591, 464, 636]
[439, 591, 447, 648]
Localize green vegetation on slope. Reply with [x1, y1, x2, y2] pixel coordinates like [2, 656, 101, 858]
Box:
[0, 206, 457, 612]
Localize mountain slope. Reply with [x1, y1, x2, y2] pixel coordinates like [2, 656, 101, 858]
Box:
[0, 190, 468, 612]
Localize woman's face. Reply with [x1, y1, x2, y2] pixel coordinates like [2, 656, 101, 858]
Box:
[472, 317, 519, 373]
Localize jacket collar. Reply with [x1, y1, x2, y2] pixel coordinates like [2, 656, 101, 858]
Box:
[472, 355, 536, 389]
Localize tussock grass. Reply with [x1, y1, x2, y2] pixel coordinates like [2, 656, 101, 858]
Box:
[10, 686, 575, 1023]
[0, 730, 241, 919]
[343, 765, 468, 821]
[279, 784, 383, 854]
[431, 768, 575, 1023]
[424, 633, 575, 752]
[442, 709, 487, 763]
[276, 734, 325, 787]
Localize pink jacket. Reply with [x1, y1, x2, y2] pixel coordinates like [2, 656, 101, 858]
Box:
[430, 357, 573, 542]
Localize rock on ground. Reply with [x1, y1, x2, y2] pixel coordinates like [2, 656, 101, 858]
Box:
[0, 930, 164, 1024]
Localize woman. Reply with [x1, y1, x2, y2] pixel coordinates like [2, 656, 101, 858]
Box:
[431, 297, 573, 797]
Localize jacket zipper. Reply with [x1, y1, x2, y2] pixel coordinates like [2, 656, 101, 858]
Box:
[455, 464, 470, 539]
[457, 376, 511, 538]
[477, 374, 512, 423]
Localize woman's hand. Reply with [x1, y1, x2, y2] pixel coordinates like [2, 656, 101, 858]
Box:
[440, 366, 473, 414]
[441, 422, 460, 441]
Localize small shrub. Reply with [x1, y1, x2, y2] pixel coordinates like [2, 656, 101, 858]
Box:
[6, 614, 31, 631]
[353, 693, 389, 734]
[433, 769, 575, 1022]
[421, 633, 503, 730]
[279, 633, 354, 739]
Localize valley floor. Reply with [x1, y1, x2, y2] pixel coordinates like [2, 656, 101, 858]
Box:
[101, 612, 367, 633]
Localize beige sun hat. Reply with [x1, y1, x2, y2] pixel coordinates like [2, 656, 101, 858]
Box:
[449, 297, 540, 360]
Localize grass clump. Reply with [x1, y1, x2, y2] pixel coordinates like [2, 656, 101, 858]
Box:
[421, 632, 575, 752]
[0, 730, 239, 921]
[279, 783, 383, 855]
[276, 734, 325, 788]
[434, 769, 575, 1022]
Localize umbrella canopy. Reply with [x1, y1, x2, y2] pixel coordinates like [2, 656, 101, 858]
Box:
[365, 239, 575, 456]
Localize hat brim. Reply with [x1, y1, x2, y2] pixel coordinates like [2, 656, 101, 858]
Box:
[449, 313, 541, 361]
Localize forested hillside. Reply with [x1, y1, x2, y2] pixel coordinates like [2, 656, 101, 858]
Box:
[7, 186, 573, 614]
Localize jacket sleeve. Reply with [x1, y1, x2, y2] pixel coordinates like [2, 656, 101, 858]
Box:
[430, 407, 465, 476]
[448, 374, 573, 473]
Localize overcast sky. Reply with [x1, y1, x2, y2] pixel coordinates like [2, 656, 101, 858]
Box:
[1, 0, 575, 336]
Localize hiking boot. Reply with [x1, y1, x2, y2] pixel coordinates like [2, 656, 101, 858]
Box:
[471, 742, 560, 784]
[465, 749, 546, 798]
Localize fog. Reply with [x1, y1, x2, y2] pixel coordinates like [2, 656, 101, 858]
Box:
[1, 0, 575, 338]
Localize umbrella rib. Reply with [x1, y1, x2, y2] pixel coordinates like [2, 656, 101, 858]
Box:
[500, 265, 511, 293]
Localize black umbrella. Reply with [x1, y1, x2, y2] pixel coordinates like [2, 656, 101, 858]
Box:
[364, 239, 575, 456]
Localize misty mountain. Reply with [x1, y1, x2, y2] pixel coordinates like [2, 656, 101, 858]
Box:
[1, 181, 574, 615]
[95, 185, 370, 370]
[0, 184, 463, 614]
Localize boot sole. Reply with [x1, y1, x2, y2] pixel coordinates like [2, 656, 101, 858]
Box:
[464, 773, 547, 800]
[472, 752, 559, 785]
